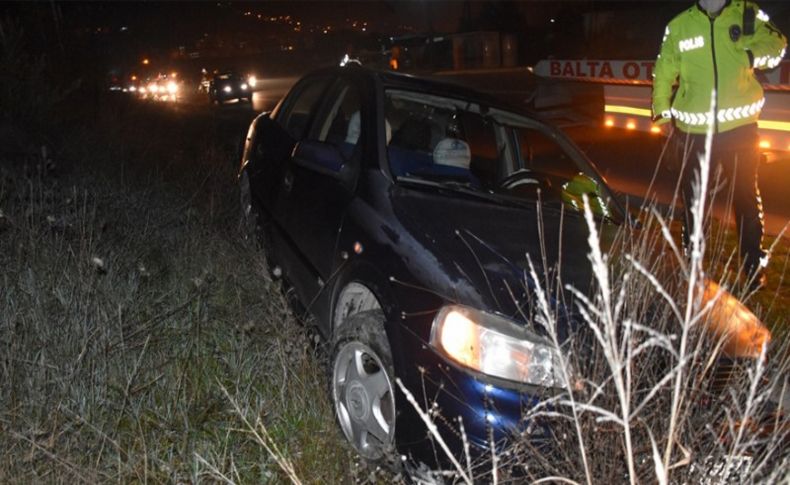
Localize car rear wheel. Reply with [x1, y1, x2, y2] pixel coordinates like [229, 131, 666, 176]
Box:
[331, 310, 397, 462]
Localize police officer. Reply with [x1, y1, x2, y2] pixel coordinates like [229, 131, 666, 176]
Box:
[652, 0, 786, 290]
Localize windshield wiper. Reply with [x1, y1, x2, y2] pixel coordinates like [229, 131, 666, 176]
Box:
[396, 175, 533, 209]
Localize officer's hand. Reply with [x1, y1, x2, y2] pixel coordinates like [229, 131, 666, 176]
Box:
[652, 110, 672, 125]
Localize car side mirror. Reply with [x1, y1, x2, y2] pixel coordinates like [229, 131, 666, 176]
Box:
[292, 140, 356, 188]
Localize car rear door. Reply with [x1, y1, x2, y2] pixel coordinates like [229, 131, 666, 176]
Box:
[275, 76, 365, 286]
[246, 75, 333, 216]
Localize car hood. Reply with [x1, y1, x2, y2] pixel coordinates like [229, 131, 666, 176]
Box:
[389, 185, 619, 324]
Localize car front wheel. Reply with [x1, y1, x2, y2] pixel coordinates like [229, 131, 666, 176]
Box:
[331, 310, 397, 462]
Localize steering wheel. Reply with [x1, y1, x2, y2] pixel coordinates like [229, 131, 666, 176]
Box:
[498, 169, 552, 191]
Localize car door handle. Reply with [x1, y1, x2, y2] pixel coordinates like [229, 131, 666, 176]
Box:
[283, 171, 294, 193]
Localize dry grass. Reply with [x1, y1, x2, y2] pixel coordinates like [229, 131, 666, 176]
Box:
[0, 98, 398, 483]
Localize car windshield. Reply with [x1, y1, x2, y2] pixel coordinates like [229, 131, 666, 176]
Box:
[385, 89, 621, 222]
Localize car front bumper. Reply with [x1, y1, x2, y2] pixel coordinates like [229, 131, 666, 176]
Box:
[395, 326, 554, 460]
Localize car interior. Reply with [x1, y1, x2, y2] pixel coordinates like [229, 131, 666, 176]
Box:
[384, 89, 614, 217]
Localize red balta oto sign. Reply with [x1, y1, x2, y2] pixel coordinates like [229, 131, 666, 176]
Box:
[533, 59, 790, 90]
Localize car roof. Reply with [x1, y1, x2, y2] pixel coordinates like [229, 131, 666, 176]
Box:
[309, 66, 539, 118]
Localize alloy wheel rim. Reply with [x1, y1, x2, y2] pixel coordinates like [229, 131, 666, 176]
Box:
[332, 341, 395, 459]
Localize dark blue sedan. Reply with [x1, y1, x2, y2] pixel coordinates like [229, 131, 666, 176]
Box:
[238, 65, 624, 471]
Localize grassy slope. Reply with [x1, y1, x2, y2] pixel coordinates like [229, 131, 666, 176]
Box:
[0, 98, 392, 483]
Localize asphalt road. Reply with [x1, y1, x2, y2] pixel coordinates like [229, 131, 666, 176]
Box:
[166, 76, 789, 239]
[566, 125, 790, 240]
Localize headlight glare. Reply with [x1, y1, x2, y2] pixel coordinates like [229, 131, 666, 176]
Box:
[431, 305, 559, 387]
[223, 85, 232, 93]
[248, 75, 257, 87]
[166, 81, 178, 94]
[241, 83, 248, 90]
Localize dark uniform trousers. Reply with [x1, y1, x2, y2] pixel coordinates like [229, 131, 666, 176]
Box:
[671, 123, 765, 276]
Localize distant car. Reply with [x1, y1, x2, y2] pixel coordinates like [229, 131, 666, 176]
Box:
[208, 72, 251, 104]
[237, 65, 626, 468]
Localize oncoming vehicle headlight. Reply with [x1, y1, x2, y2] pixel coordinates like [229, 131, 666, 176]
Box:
[148, 82, 159, 93]
[430, 305, 560, 387]
[166, 81, 178, 94]
[223, 85, 232, 93]
[241, 83, 248, 90]
[248, 75, 256, 87]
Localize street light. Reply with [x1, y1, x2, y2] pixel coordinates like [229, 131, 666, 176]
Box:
[142, 58, 150, 65]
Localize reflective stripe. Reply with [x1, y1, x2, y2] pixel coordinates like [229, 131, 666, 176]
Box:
[757, 119, 790, 132]
[756, 9, 770, 22]
[662, 26, 670, 43]
[678, 35, 705, 52]
[753, 48, 786, 69]
[716, 98, 765, 123]
[669, 98, 764, 126]
[603, 105, 652, 117]
[671, 107, 713, 126]
[604, 104, 790, 133]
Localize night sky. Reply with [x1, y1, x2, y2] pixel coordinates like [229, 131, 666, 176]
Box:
[4, 1, 789, 84]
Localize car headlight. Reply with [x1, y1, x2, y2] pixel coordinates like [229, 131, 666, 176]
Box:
[166, 81, 178, 94]
[248, 75, 256, 87]
[241, 83, 248, 90]
[430, 305, 560, 387]
[223, 86, 232, 93]
[148, 83, 159, 93]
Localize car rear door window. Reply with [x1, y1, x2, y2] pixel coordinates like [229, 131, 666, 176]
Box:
[280, 77, 331, 141]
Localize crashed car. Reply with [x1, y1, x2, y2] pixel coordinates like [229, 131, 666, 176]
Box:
[209, 71, 252, 104]
[236, 66, 768, 471]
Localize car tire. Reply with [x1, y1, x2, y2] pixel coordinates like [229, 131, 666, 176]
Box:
[331, 310, 399, 465]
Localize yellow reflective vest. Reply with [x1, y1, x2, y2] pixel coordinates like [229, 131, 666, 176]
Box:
[652, 1, 786, 134]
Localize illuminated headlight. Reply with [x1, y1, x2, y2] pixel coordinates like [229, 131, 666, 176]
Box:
[129, 86, 137, 92]
[241, 83, 248, 90]
[139, 86, 147, 93]
[223, 86, 232, 93]
[148, 83, 159, 93]
[166, 81, 178, 94]
[248, 75, 257, 87]
[430, 305, 560, 387]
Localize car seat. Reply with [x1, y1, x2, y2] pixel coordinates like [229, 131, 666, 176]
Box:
[421, 138, 480, 186]
[388, 118, 434, 176]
